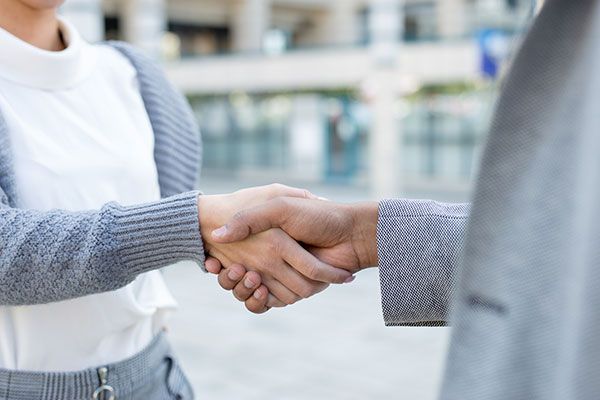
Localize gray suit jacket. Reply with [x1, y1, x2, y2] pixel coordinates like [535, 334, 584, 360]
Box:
[377, 1, 600, 398]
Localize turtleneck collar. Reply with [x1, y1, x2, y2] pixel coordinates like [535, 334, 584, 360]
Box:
[0, 18, 97, 90]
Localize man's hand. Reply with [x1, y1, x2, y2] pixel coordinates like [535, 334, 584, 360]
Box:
[207, 197, 380, 311]
[212, 197, 379, 271]
[199, 185, 353, 306]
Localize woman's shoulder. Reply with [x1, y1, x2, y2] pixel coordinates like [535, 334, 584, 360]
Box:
[90, 42, 140, 86]
[95, 41, 179, 97]
[99, 42, 165, 80]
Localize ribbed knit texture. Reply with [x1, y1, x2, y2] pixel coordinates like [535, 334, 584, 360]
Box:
[0, 42, 205, 306]
[377, 199, 469, 326]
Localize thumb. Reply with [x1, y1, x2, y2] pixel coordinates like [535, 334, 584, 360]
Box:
[211, 202, 281, 243]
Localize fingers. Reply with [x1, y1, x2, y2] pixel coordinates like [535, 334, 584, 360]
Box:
[244, 285, 270, 314]
[211, 249, 320, 308]
[217, 264, 247, 290]
[263, 277, 302, 306]
[266, 294, 286, 308]
[205, 256, 223, 274]
[214, 253, 305, 303]
[256, 235, 331, 297]
[226, 278, 287, 313]
[230, 267, 323, 308]
[231, 271, 262, 302]
[214, 264, 272, 314]
[281, 238, 352, 284]
[268, 256, 330, 298]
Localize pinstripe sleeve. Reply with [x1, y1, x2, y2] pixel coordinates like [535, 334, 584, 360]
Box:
[377, 199, 470, 326]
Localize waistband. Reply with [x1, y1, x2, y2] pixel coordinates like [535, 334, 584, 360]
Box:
[0, 332, 172, 400]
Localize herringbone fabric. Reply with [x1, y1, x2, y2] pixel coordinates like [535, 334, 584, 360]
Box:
[377, 199, 469, 326]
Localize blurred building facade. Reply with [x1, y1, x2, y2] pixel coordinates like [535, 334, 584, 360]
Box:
[62, 0, 533, 196]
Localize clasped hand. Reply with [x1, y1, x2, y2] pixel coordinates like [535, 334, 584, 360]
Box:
[198, 184, 378, 313]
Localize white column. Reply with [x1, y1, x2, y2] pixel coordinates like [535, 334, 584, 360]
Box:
[289, 96, 325, 181]
[322, 0, 360, 47]
[369, 70, 402, 199]
[230, 0, 271, 53]
[368, 0, 403, 198]
[121, 0, 166, 58]
[60, 0, 104, 42]
[437, 0, 467, 39]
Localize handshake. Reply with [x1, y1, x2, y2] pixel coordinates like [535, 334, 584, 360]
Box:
[198, 184, 379, 313]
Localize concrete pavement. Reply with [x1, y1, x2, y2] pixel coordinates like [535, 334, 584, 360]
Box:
[164, 264, 450, 400]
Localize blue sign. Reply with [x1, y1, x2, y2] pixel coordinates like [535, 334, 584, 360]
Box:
[478, 29, 510, 79]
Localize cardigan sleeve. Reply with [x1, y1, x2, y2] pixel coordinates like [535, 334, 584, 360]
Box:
[0, 190, 205, 306]
[106, 41, 202, 198]
[377, 199, 470, 326]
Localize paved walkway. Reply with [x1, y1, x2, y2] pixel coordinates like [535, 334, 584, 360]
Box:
[165, 264, 449, 400]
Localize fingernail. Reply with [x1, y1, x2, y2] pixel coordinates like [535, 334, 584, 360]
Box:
[344, 275, 356, 284]
[212, 226, 227, 239]
[318, 196, 330, 201]
[228, 269, 242, 281]
[253, 289, 263, 299]
[244, 278, 256, 289]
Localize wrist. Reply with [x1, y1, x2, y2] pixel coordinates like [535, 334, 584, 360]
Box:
[197, 194, 227, 252]
[349, 202, 379, 269]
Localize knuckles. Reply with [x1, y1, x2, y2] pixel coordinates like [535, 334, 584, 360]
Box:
[269, 182, 285, 191]
[266, 183, 287, 198]
[262, 229, 288, 258]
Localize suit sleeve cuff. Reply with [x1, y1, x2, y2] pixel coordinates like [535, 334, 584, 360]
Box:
[377, 199, 469, 326]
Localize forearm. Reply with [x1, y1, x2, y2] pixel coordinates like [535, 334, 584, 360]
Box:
[0, 191, 204, 305]
[376, 199, 470, 326]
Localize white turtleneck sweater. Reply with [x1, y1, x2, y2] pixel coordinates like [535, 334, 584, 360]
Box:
[0, 19, 178, 371]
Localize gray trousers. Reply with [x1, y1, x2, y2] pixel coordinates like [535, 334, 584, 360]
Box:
[0, 333, 194, 400]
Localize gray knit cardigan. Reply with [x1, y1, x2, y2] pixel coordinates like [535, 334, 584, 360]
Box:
[0, 42, 205, 305]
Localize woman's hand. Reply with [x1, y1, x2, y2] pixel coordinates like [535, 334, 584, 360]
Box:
[198, 185, 353, 306]
[205, 259, 270, 313]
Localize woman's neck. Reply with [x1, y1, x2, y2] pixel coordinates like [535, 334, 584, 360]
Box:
[0, 2, 64, 51]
